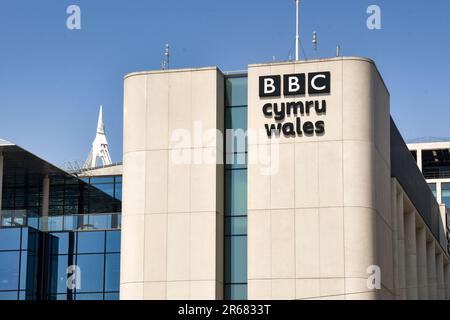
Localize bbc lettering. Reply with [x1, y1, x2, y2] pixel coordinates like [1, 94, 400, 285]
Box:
[259, 72, 331, 97]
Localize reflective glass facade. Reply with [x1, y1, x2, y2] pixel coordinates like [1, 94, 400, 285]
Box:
[224, 75, 248, 300]
[442, 183, 450, 209]
[0, 227, 39, 299]
[47, 229, 120, 300]
[0, 158, 122, 300]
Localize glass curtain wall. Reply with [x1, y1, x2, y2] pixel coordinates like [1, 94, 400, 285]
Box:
[224, 76, 248, 300]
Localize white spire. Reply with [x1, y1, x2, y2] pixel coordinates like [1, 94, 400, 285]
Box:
[84, 105, 112, 169]
[97, 105, 105, 134]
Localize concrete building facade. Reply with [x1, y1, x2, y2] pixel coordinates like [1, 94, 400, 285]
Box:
[121, 57, 450, 300]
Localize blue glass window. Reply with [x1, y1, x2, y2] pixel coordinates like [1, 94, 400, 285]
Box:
[75, 293, 103, 300]
[90, 177, 114, 184]
[105, 292, 119, 300]
[50, 254, 69, 294]
[226, 108, 248, 131]
[75, 254, 104, 293]
[224, 236, 247, 284]
[225, 217, 247, 236]
[115, 183, 122, 200]
[77, 231, 105, 254]
[0, 228, 21, 251]
[225, 284, 247, 300]
[0, 251, 20, 291]
[106, 231, 121, 253]
[442, 183, 450, 208]
[225, 170, 247, 216]
[0, 291, 18, 300]
[225, 77, 248, 107]
[105, 253, 120, 292]
[428, 183, 437, 199]
[94, 183, 114, 198]
[49, 232, 73, 255]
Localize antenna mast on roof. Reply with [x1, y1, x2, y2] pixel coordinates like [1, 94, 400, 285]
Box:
[295, 0, 300, 61]
[162, 44, 170, 70]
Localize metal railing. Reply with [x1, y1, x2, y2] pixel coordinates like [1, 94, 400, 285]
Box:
[0, 210, 121, 232]
[423, 170, 450, 180]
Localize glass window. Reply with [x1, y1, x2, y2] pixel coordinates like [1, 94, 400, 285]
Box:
[225, 217, 247, 236]
[224, 236, 247, 284]
[114, 183, 122, 201]
[0, 228, 21, 251]
[0, 291, 18, 300]
[225, 77, 248, 107]
[75, 254, 104, 293]
[93, 184, 114, 198]
[0, 251, 20, 291]
[25, 228, 39, 253]
[105, 292, 119, 300]
[225, 107, 248, 131]
[225, 170, 247, 216]
[20, 251, 37, 292]
[49, 233, 73, 255]
[225, 284, 247, 300]
[90, 177, 114, 184]
[75, 293, 104, 300]
[77, 231, 105, 254]
[49, 254, 69, 294]
[106, 231, 121, 253]
[428, 183, 437, 199]
[105, 253, 120, 292]
[442, 183, 450, 208]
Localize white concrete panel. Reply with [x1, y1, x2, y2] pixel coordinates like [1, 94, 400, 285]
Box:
[166, 213, 190, 281]
[270, 210, 295, 278]
[248, 210, 271, 279]
[147, 73, 169, 150]
[145, 150, 168, 214]
[144, 214, 167, 282]
[294, 143, 319, 208]
[318, 141, 343, 207]
[319, 207, 344, 278]
[295, 208, 320, 278]
[124, 74, 147, 154]
[270, 144, 295, 209]
[190, 212, 217, 280]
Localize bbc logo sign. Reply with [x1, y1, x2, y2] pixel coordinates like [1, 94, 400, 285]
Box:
[259, 72, 331, 97]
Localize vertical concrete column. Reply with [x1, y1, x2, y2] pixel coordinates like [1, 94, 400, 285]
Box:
[121, 68, 225, 300]
[391, 181, 400, 298]
[0, 152, 3, 217]
[438, 204, 448, 249]
[396, 192, 407, 299]
[404, 210, 418, 299]
[436, 182, 442, 204]
[427, 242, 437, 299]
[415, 226, 428, 299]
[436, 253, 445, 300]
[42, 175, 50, 217]
[41, 175, 50, 231]
[444, 263, 450, 299]
[416, 149, 422, 172]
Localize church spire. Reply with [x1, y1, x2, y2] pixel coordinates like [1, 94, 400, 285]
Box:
[84, 105, 112, 169]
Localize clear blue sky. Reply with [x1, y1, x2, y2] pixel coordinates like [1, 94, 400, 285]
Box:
[0, 0, 449, 167]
